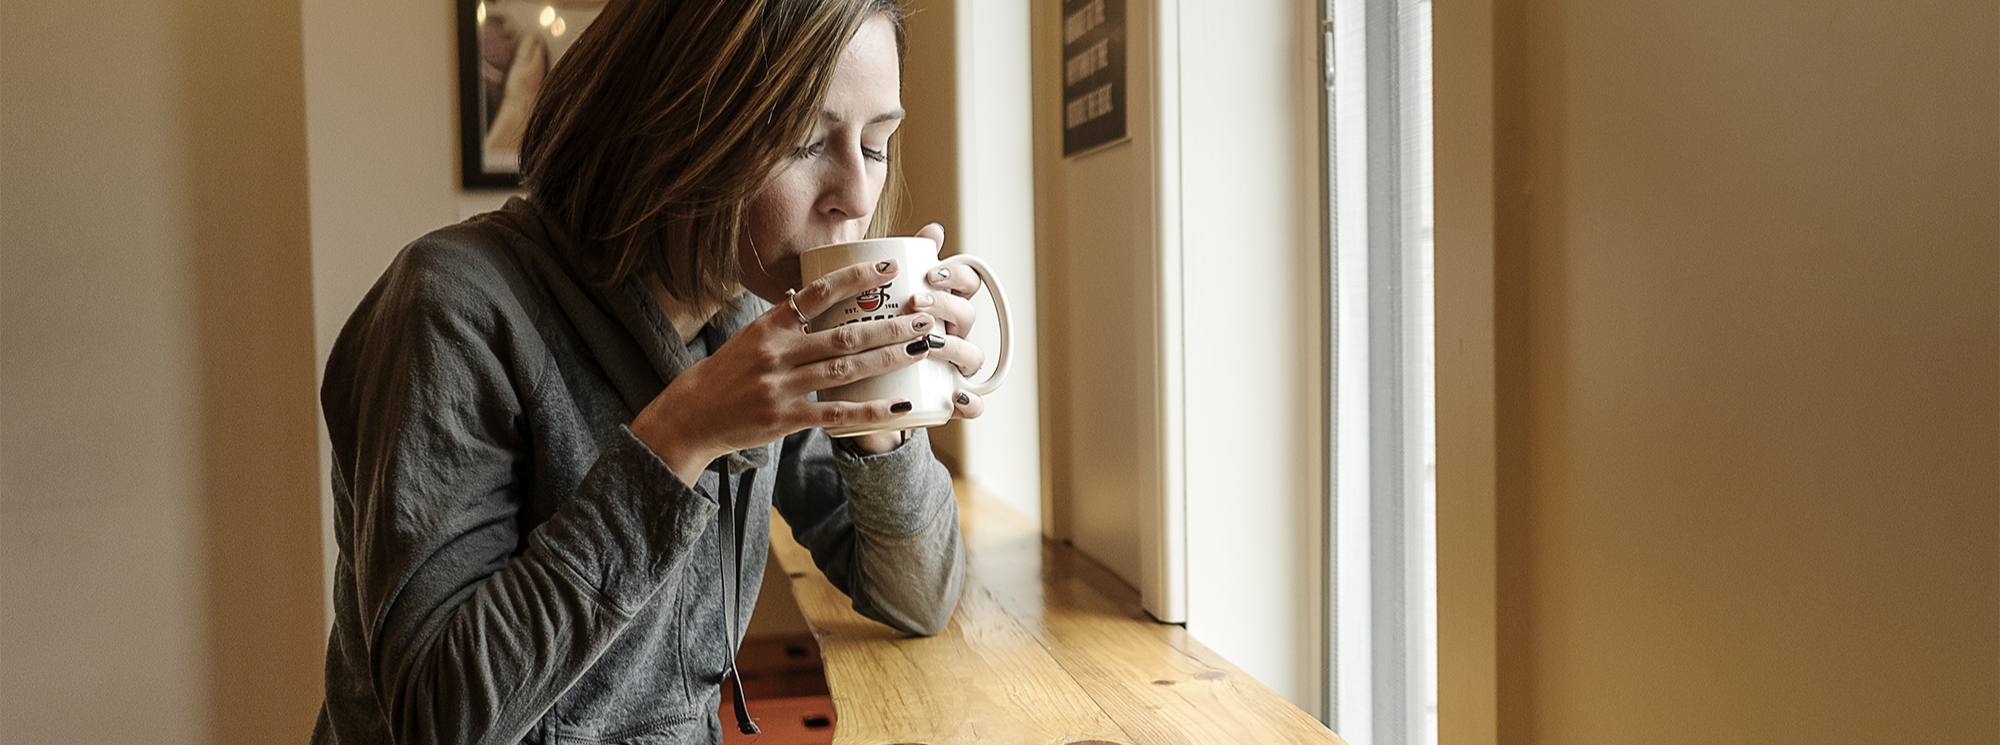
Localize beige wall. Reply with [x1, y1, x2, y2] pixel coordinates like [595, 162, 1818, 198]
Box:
[1, 0, 327, 742]
[1440, 0, 1998, 743]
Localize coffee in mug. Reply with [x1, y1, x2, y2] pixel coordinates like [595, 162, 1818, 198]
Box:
[798, 237, 1013, 438]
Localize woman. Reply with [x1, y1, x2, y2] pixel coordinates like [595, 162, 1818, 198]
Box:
[311, 2, 981, 743]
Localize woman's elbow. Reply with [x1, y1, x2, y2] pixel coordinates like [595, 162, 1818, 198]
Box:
[907, 596, 958, 637]
[891, 595, 958, 637]
[866, 570, 963, 637]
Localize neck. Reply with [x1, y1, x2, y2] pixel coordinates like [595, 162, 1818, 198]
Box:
[645, 277, 722, 343]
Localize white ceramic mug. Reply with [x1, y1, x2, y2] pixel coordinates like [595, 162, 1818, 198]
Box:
[799, 237, 1013, 438]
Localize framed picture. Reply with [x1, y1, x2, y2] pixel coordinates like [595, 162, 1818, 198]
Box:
[1059, 0, 1126, 157]
[457, 0, 606, 189]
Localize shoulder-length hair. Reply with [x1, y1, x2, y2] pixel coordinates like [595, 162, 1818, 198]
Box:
[519, 0, 907, 308]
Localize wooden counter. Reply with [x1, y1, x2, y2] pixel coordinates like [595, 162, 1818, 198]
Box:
[768, 483, 1348, 745]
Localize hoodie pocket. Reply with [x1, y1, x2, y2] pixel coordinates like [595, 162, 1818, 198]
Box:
[552, 585, 713, 742]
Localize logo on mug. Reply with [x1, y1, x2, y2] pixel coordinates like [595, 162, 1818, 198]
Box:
[855, 282, 892, 312]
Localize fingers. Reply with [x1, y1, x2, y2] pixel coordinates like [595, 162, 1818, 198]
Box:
[794, 328, 934, 392]
[791, 258, 900, 320]
[792, 312, 935, 363]
[950, 390, 987, 420]
[916, 222, 947, 254]
[908, 289, 977, 337]
[925, 333, 987, 380]
[927, 258, 984, 299]
[810, 388, 983, 437]
[806, 398, 918, 433]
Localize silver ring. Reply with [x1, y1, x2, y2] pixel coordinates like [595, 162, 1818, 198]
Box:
[784, 289, 811, 332]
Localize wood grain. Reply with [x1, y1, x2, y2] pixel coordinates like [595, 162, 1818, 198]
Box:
[772, 521, 1130, 744]
[769, 483, 1346, 744]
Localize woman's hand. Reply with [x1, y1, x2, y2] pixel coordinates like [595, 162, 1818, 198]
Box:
[836, 221, 992, 454]
[843, 223, 990, 453]
[630, 260, 935, 484]
[911, 223, 988, 420]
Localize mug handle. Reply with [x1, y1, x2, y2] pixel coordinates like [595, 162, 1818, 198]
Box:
[939, 255, 1011, 396]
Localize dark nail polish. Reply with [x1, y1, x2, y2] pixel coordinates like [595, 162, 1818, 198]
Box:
[876, 260, 895, 273]
[906, 338, 929, 355]
[928, 334, 946, 349]
[912, 316, 932, 332]
[890, 401, 913, 413]
[956, 392, 971, 405]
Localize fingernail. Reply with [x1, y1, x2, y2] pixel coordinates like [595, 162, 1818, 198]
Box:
[911, 315, 932, 332]
[956, 392, 970, 405]
[928, 334, 946, 349]
[912, 293, 934, 308]
[905, 338, 929, 355]
[876, 260, 895, 274]
[933, 266, 951, 282]
[890, 401, 914, 413]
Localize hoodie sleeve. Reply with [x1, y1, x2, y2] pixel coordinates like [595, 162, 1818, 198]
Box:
[770, 428, 966, 636]
[321, 238, 715, 745]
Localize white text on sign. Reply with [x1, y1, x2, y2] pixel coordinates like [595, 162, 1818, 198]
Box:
[1064, 84, 1115, 130]
[1063, 0, 1106, 45]
[1064, 39, 1110, 87]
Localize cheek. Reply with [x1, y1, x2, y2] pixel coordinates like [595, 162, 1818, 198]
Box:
[743, 188, 783, 241]
[746, 193, 805, 269]
[748, 176, 812, 232]
[739, 187, 801, 287]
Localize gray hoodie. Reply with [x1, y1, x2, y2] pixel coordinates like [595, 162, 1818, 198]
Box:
[312, 198, 964, 744]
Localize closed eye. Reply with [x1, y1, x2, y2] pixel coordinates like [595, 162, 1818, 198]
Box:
[794, 141, 889, 164]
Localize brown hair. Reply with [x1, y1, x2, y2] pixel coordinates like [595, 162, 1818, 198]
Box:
[520, 0, 908, 308]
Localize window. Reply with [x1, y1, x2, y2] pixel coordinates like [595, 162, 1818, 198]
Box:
[1324, 0, 1436, 742]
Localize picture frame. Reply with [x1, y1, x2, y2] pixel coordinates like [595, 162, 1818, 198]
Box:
[457, 0, 606, 189]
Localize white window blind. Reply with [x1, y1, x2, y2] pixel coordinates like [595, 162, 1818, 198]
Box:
[1324, 0, 1437, 742]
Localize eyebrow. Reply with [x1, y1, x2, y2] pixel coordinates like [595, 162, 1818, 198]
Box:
[822, 108, 906, 125]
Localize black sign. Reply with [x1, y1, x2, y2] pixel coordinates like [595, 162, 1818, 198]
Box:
[1060, 0, 1126, 157]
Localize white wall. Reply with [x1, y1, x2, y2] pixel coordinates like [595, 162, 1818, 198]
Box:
[954, 0, 1044, 522]
[1174, 0, 1325, 714]
[1033, 0, 1325, 709]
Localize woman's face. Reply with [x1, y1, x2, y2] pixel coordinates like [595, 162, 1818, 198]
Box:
[738, 14, 904, 304]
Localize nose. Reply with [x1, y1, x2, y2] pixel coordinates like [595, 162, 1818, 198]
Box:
[814, 142, 878, 225]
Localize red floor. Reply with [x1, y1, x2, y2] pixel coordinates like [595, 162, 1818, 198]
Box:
[720, 633, 835, 745]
